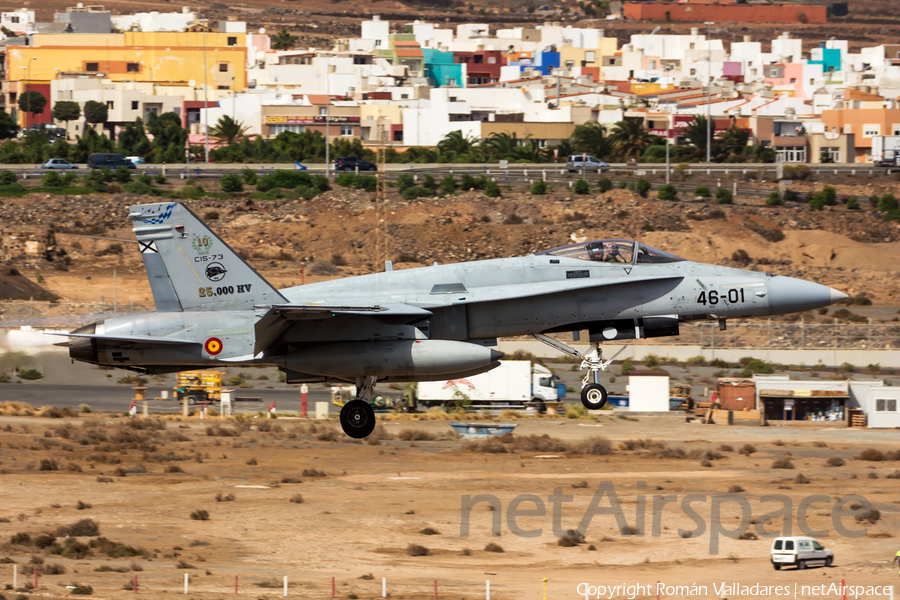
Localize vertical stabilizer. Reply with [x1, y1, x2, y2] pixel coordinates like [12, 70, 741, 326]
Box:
[129, 202, 287, 311]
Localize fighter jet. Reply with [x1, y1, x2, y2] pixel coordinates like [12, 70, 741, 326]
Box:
[62, 202, 848, 438]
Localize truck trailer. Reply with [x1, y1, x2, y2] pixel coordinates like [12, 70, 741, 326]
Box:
[871, 135, 900, 166]
[417, 360, 558, 411]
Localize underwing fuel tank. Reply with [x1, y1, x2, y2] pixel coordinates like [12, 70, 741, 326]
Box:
[283, 340, 503, 379]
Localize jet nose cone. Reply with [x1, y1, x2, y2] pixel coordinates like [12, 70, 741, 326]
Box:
[489, 349, 505, 362]
[830, 288, 849, 303]
[767, 276, 845, 315]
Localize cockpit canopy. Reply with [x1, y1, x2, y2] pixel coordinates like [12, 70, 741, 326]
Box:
[535, 239, 686, 265]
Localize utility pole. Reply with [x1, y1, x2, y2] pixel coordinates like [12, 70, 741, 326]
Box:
[706, 22, 712, 163]
[203, 23, 209, 163]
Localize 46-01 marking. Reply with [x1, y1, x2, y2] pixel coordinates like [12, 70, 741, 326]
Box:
[698, 288, 745, 305]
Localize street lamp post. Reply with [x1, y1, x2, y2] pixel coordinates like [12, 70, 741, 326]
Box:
[324, 56, 330, 179]
[665, 106, 672, 184]
[705, 21, 714, 164]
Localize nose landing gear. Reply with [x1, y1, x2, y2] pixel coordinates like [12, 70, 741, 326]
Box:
[339, 375, 377, 439]
[531, 335, 625, 411]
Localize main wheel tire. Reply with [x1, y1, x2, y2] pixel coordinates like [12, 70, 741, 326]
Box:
[340, 400, 376, 439]
[798, 560, 806, 570]
[581, 383, 608, 410]
[773, 564, 781, 571]
[825, 557, 832, 567]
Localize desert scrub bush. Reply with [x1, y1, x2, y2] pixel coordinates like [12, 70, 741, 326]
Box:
[189, 510, 209, 521]
[215, 493, 235, 502]
[715, 188, 733, 204]
[56, 519, 100, 537]
[406, 544, 429, 557]
[772, 458, 794, 469]
[302, 468, 326, 477]
[419, 527, 440, 535]
[826, 457, 845, 467]
[289, 494, 304, 504]
[484, 542, 504, 553]
[397, 429, 436, 441]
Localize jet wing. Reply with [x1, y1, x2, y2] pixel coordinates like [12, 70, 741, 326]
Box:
[49, 332, 201, 346]
[253, 303, 433, 355]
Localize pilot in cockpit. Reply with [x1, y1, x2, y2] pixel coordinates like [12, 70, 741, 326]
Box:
[597, 242, 624, 263]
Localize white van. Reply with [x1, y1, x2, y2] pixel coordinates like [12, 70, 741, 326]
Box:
[771, 536, 833, 570]
[566, 155, 609, 173]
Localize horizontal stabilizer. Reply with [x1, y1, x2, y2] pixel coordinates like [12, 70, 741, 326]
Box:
[253, 303, 433, 355]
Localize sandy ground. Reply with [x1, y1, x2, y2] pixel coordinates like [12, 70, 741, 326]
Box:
[0, 412, 897, 599]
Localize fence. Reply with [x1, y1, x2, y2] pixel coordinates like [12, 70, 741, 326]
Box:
[653, 321, 900, 351]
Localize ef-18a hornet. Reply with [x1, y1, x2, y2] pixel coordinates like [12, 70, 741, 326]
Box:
[61, 202, 848, 438]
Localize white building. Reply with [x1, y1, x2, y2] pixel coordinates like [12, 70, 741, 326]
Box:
[110, 8, 195, 32]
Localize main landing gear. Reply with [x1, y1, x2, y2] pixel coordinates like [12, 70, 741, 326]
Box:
[531, 335, 625, 411]
[339, 376, 376, 439]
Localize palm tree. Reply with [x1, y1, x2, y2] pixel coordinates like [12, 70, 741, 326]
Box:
[719, 125, 750, 158]
[437, 130, 479, 156]
[608, 120, 660, 161]
[484, 132, 519, 160]
[682, 115, 720, 161]
[271, 29, 297, 51]
[209, 115, 250, 145]
[570, 121, 611, 159]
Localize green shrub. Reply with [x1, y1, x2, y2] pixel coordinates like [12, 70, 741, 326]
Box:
[0, 182, 26, 193]
[877, 194, 899, 212]
[241, 167, 257, 185]
[766, 192, 782, 206]
[396, 173, 415, 193]
[530, 179, 548, 195]
[657, 183, 677, 201]
[695, 185, 712, 198]
[17, 368, 43, 380]
[439, 174, 456, 195]
[809, 194, 827, 211]
[633, 178, 651, 198]
[783, 189, 801, 202]
[423, 174, 436, 190]
[137, 173, 152, 185]
[400, 185, 431, 200]
[573, 179, 590, 194]
[597, 178, 613, 193]
[461, 173, 487, 190]
[61, 172, 78, 186]
[0, 170, 16, 185]
[154, 174, 166, 185]
[41, 171, 63, 188]
[114, 166, 132, 184]
[846, 196, 860, 210]
[123, 181, 159, 196]
[334, 173, 377, 192]
[219, 173, 244, 193]
[484, 180, 501, 198]
[714, 188, 733, 204]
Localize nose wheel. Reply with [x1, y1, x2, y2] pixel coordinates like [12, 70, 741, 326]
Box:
[581, 383, 608, 410]
[340, 376, 377, 438]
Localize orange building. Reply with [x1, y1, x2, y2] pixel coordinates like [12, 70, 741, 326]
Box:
[820, 107, 900, 163]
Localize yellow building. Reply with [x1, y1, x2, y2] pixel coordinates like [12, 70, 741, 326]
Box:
[7, 32, 246, 87]
[4, 31, 247, 124]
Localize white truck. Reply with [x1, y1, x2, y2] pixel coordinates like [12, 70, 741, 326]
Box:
[417, 360, 559, 411]
[871, 135, 900, 167]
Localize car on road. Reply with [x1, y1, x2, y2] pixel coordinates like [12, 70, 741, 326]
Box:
[87, 153, 136, 169]
[566, 155, 609, 173]
[42, 158, 78, 170]
[335, 156, 376, 171]
[771, 536, 833, 570]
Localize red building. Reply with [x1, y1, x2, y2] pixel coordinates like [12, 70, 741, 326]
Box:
[453, 51, 505, 86]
